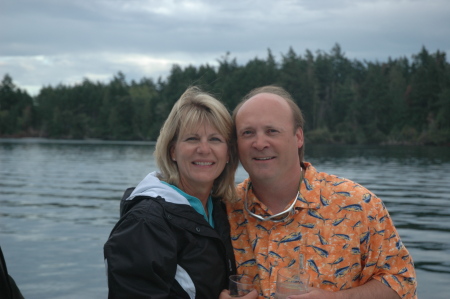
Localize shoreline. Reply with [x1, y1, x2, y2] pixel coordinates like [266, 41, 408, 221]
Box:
[1, 136, 448, 147]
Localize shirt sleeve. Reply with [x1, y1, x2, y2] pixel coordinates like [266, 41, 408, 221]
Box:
[361, 199, 417, 299]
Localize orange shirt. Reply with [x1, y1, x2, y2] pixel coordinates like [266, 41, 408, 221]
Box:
[226, 162, 417, 299]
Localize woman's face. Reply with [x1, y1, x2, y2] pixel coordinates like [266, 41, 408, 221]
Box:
[170, 121, 229, 194]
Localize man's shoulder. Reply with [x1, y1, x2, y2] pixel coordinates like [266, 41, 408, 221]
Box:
[305, 163, 371, 192]
[236, 178, 250, 188]
[225, 180, 249, 217]
[235, 178, 251, 196]
[304, 163, 384, 208]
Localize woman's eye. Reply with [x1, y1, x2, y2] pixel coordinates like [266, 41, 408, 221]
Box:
[210, 137, 224, 142]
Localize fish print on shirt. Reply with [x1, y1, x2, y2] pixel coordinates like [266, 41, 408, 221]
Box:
[226, 162, 417, 299]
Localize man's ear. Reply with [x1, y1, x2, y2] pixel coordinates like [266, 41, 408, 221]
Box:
[296, 128, 304, 149]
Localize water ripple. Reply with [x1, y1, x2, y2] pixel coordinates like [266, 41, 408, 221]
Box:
[1, 141, 450, 299]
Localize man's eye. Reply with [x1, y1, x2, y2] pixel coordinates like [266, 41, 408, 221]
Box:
[242, 131, 253, 136]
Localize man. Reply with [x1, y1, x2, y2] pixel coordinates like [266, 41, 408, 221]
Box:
[225, 86, 417, 298]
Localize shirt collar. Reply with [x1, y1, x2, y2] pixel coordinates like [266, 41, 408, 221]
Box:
[243, 162, 321, 214]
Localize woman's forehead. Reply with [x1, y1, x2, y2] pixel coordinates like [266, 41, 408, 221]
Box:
[179, 119, 219, 135]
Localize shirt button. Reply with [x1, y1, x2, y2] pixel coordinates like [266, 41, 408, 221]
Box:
[167, 214, 172, 220]
[196, 227, 201, 232]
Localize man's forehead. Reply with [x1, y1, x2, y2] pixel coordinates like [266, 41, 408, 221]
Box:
[245, 92, 285, 105]
[237, 93, 291, 121]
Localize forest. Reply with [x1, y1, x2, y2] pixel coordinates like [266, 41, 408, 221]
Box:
[1, 44, 449, 145]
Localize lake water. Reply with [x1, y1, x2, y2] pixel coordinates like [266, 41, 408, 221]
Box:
[1, 139, 449, 298]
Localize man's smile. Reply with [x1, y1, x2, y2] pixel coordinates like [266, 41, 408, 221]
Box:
[253, 156, 275, 161]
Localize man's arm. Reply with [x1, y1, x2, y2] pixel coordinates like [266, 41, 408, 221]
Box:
[291, 279, 400, 299]
[335, 280, 400, 299]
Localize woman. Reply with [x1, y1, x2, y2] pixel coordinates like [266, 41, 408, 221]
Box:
[104, 86, 239, 298]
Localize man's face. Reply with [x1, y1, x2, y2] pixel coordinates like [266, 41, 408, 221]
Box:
[235, 93, 303, 184]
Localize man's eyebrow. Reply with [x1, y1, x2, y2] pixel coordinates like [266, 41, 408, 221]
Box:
[262, 124, 279, 130]
[237, 126, 253, 131]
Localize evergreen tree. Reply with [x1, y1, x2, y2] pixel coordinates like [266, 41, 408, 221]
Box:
[2, 45, 449, 145]
[0, 74, 35, 136]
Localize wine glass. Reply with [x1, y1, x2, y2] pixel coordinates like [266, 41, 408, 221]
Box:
[275, 266, 309, 299]
[229, 274, 254, 297]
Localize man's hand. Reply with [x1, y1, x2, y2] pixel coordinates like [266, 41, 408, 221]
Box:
[219, 289, 258, 299]
[286, 280, 401, 299]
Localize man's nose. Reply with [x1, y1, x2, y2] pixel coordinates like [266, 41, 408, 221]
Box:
[252, 134, 269, 150]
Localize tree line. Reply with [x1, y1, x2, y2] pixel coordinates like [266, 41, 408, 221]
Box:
[1, 44, 449, 145]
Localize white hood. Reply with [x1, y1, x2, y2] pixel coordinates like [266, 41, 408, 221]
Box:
[127, 171, 190, 205]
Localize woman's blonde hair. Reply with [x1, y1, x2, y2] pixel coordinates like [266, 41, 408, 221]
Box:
[154, 86, 238, 201]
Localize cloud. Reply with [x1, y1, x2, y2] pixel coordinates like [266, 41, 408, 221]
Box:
[1, 0, 449, 95]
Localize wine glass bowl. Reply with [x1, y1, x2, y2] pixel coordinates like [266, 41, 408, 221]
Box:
[275, 267, 309, 299]
[229, 274, 254, 297]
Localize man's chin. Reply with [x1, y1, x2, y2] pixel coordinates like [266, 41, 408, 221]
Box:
[248, 171, 275, 182]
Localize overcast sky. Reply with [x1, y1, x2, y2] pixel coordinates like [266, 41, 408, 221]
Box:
[1, 0, 449, 96]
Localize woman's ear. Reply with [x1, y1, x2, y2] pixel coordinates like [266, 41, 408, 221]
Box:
[170, 146, 176, 161]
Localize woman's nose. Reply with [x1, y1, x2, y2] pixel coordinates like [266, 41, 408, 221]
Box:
[197, 141, 211, 153]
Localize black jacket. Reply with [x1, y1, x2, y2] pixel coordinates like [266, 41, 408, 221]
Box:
[104, 172, 236, 299]
[0, 246, 24, 299]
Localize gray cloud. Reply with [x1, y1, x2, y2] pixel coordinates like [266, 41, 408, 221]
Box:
[1, 0, 449, 95]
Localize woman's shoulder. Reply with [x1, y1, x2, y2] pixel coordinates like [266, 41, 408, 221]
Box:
[120, 195, 166, 219]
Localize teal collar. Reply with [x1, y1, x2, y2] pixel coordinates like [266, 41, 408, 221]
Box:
[162, 182, 215, 228]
